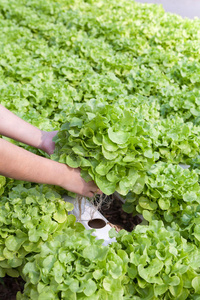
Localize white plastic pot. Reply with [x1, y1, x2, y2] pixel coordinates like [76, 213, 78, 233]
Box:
[64, 196, 116, 246]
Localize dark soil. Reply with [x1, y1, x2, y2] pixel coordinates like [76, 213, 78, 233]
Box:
[0, 275, 25, 300]
[97, 194, 143, 232]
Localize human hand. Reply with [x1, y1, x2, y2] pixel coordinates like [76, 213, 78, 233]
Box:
[40, 131, 103, 197]
[39, 131, 58, 155]
[59, 165, 103, 198]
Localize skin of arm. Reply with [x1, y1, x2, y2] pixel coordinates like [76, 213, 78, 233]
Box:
[0, 104, 56, 155]
[0, 105, 102, 197]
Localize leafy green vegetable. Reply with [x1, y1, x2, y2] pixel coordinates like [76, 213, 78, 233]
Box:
[18, 221, 200, 299]
[1, 0, 200, 298]
[110, 221, 200, 299]
[0, 184, 74, 276]
[18, 228, 127, 299]
[123, 162, 200, 246]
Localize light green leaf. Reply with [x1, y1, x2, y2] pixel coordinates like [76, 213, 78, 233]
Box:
[108, 128, 130, 144]
[192, 276, 200, 293]
[82, 279, 97, 296]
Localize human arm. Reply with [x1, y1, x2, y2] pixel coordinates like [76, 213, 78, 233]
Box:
[0, 104, 56, 155]
[0, 138, 99, 197]
[0, 105, 102, 197]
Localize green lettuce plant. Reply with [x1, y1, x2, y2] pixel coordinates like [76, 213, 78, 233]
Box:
[18, 221, 200, 299]
[17, 227, 127, 300]
[123, 162, 200, 246]
[110, 220, 200, 299]
[52, 103, 200, 196]
[0, 175, 6, 196]
[1, 0, 200, 298]
[0, 184, 74, 277]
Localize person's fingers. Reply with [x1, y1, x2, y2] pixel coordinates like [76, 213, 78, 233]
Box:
[78, 191, 94, 198]
[40, 130, 58, 155]
[88, 191, 96, 198]
[95, 188, 103, 194]
[79, 186, 103, 198]
[88, 183, 103, 196]
[60, 165, 103, 197]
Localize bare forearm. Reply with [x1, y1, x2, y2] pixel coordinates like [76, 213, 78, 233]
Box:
[0, 104, 57, 154]
[0, 104, 44, 148]
[0, 138, 64, 186]
[0, 105, 102, 197]
[0, 138, 100, 197]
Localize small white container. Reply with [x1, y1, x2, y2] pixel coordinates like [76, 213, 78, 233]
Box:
[64, 196, 116, 246]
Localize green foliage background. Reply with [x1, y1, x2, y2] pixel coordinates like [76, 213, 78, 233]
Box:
[1, 0, 200, 298]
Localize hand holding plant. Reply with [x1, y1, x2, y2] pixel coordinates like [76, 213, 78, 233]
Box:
[0, 105, 102, 197]
[39, 130, 58, 155]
